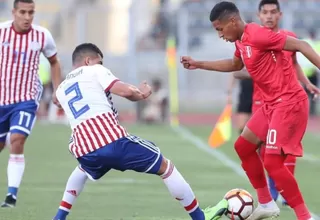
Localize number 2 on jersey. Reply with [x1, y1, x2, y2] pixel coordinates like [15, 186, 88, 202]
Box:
[65, 82, 90, 119]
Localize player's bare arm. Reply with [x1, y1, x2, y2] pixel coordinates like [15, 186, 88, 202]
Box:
[181, 55, 244, 72]
[286, 39, 320, 96]
[48, 55, 62, 90]
[284, 37, 320, 69]
[233, 70, 251, 79]
[292, 54, 312, 86]
[48, 55, 62, 106]
[227, 74, 236, 104]
[110, 81, 152, 101]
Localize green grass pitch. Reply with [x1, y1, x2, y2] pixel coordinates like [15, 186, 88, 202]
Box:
[0, 123, 319, 219]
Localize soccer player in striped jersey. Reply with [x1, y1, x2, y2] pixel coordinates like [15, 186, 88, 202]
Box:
[0, 0, 62, 207]
[52, 43, 228, 220]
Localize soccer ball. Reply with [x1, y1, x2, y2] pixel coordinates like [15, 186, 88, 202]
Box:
[224, 188, 254, 220]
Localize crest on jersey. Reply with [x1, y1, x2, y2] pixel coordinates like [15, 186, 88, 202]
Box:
[30, 41, 41, 51]
[245, 46, 252, 58]
[1, 41, 10, 47]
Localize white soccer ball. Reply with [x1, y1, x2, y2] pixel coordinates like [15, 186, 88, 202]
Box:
[224, 188, 254, 220]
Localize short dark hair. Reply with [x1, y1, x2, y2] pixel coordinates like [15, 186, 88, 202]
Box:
[258, 0, 280, 11]
[209, 1, 239, 22]
[72, 43, 104, 64]
[14, 0, 34, 8]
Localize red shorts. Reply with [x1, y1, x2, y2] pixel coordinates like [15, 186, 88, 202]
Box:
[247, 98, 308, 157]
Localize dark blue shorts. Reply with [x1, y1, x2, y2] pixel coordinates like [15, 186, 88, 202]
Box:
[77, 135, 163, 180]
[0, 100, 38, 142]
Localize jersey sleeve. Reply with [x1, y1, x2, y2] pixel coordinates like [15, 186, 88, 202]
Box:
[42, 28, 57, 58]
[253, 26, 287, 51]
[95, 65, 120, 91]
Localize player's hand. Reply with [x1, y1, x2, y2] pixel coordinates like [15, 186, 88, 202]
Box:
[180, 56, 198, 70]
[139, 81, 152, 99]
[52, 92, 62, 108]
[306, 83, 320, 100]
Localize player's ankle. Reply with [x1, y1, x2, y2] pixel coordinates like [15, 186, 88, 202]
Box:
[259, 199, 277, 209]
[256, 186, 272, 204]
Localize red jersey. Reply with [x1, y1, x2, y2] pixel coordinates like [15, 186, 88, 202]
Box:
[0, 21, 57, 105]
[252, 29, 298, 103]
[235, 23, 306, 104]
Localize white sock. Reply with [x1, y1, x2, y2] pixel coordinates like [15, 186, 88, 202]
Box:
[59, 166, 88, 212]
[161, 160, 199, 213]
[7, 154, 25, 193]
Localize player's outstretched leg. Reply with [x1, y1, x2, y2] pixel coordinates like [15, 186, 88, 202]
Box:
[234, 130, 280, 219]
[1, 134, 26, 208]
[157, 158, 228, 220]
[264, 154, 312, 220]
[53, 166, 88, 220]
[52, 135, 227, 220]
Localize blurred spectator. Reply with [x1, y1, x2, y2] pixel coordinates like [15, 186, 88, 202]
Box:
[150, 11, 169, 47]
[141, 78, 168, 123]
[137, 1, 170, 50]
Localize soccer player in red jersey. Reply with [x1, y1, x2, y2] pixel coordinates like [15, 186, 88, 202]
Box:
[233, 0, 319, 207]
[181, 1, 320, 219]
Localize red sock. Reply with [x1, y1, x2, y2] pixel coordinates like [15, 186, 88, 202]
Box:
[259, 143, 266, 162]
[294, 204, 312, 220]
[284, 155, 296, 175]
[257, 186, 272, 204]
[264, 154, 310, 218]
[234, 136, 271, 204]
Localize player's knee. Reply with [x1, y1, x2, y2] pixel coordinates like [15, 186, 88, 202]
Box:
[157, 157, 177, 179]
[258, 143, 266, 162]
[157, 157, 170, 176]
[263, 154, 284, 175]
[10, 133, 26, 154]
[234, 136, 257, 158]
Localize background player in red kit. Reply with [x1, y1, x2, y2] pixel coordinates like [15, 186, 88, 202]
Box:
[233, 0, 320, 206]
[181, 1, 320, 219]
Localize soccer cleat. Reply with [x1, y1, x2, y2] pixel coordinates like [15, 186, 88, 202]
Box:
[203, 198, 228, 220]
[247, 203, 280, 220]
[0, 194, 16, 208]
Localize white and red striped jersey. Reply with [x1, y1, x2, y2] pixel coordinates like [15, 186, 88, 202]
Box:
[56, 64, 128, 158]
[0, 20, 57, 105]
